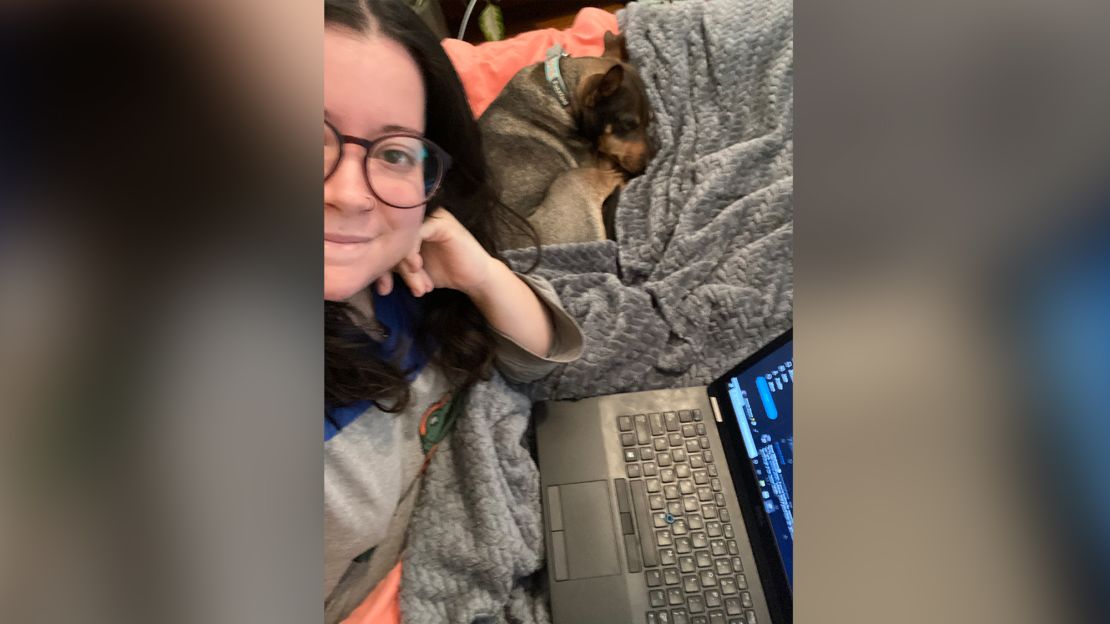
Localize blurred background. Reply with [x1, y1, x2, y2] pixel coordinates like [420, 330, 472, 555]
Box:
[1, 0, 1107, 622]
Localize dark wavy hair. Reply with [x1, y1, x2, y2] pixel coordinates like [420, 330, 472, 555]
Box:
[325, 0, 537, 412]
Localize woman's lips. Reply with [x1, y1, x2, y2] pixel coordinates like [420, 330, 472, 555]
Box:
[324, 232, 372, 244]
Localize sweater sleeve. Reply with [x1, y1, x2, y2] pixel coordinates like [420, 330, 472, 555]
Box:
[491, 272, 584, 383]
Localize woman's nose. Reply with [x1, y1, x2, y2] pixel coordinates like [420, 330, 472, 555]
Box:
[325, 150, 376, 213]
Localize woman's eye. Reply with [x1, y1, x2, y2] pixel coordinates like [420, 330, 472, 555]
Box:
[381, 148, 416, 166]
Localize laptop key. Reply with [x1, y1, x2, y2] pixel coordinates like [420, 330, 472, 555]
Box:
[691, 618, 707, 624]
[708, 610, 726, 624]
[688, 595, 706, 614]
[683, 496, 700, 512]
[657, 612, 672, 624]
[650, 413, 664, 436]
[705, 589, 722, 608]
[688, 514, 704, 530]
[686, 439, 701, 453]
[724, 597, 742, 616]
[719, 508, 729, 522]
[674, 536, 693, 554]
[706, 521, 722, 537]
[696, 550, 712, 567]
[692, 409, 703, 421]
[700, 438, 711, 451]
[622, 433, 637, 446]
[649, 590, 666, 607]
[673, 449, 688, 463]
[732, 558, 744, 573]
[679, 409, 693, 423]
[625, 449, 639, 462]
[644, 462, 658, 477]
[679, 555, 696, 573]
[736, 573, 747, 589]
[669, 433, 684, 447]
[657, 531, 673, 547]
[719, 576, 737, 595]
[740, 591, 753, 609]
[654, 512, 669, 528]
[693, 470, 709, 485]
[630, 480, 659, 567]
[635, 415, 650, 444]
[700, 570, 718, 587]
[715, 558, 732, 575]
[646, 570, 662, 586]
[691, 531, 709, 549]
[664, 567, 680, 585]
[619, 415, 633, 431]
[715, 494, 726, 507]
[673, 519, 689, 535]
[628, 464, 642, 478]
[679, 477, 694, 494]
[723, 524, 734, 539]
[707, 464, 718, 477]
[659, 548, 677, 566]
[711, 478, 722, 492]
[655, 438, 669, 451]
[661, 469, 676, 483]
[658, 452, 673, 467]
[696, 423, 707, 435]
[664, 485, 680, 500]
[672, 608, 689, 624]
[646, 478, 662, 493]
[641, 447, 655, 461]
[689, 454, 705, 469]
[697, 487, 713, 502]
[682, 424, 696, 437]
[702, 505, 718, 519]
[668, 502, 683, 516]
[710, 540, 727, 556]
[745, 611, 757, 624]
[668, 588, 684, 606]
[727, 540, 739, 555]
[650, 494, 665, 510]
[665, 412, 679, 431]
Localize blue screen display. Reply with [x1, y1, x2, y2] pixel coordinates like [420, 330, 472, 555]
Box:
[726, 340, 793, 586]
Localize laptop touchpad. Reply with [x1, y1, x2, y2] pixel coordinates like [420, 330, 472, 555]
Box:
[549, 480, 621, 580]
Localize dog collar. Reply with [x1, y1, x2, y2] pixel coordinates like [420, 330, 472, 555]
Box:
[544, 44, 571, 108]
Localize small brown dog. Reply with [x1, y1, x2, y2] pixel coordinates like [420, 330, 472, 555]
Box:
[478, 32, 654, 249]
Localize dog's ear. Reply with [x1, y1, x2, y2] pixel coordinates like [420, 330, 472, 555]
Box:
[595, 64, 624, 101]
[602, 31, 629, 62]
[580, 63, 625, 108]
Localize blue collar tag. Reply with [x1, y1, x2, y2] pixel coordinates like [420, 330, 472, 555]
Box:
[543, 44, 571, 108]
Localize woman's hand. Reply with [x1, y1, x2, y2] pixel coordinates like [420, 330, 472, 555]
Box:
[372, 207, 556, 357]
[373, 207, 496, 298]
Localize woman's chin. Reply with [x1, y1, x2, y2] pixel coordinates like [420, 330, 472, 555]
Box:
[324, 275, 374, 302]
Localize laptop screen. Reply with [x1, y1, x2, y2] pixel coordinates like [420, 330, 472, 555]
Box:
[722, 338, 794, 586]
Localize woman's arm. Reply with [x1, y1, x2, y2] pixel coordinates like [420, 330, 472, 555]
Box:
[464, 258, 554, 356]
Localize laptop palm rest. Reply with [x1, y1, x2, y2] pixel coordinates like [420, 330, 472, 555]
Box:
[547, 481, 621, 580]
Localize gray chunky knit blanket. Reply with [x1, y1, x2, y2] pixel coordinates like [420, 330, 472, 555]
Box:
[401, 0, 793, 621]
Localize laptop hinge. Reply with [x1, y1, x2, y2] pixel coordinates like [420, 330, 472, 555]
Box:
[709, 396, 723, 423]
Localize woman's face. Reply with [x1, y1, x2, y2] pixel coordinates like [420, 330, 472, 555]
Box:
[324, 27, 426, 302]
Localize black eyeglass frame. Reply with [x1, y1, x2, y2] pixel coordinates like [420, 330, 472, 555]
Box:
[324, 120, 453, 209]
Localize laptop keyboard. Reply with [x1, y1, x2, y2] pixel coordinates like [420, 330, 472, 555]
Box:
[616, 410, 758, 624]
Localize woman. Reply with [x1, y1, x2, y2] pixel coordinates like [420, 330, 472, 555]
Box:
[323, 0, 583, 620]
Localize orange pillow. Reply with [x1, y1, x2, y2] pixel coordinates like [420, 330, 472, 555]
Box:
[442, 7, 621, 118]
[341, 561, 402, 624]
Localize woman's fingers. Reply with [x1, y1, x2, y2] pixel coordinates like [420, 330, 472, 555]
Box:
[375, 271, 394, 296]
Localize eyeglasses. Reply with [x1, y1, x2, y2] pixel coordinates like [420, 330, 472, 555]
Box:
[324, 120, 452, 209]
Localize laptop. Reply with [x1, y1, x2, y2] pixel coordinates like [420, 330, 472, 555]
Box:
[535, 329, 793, 624]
